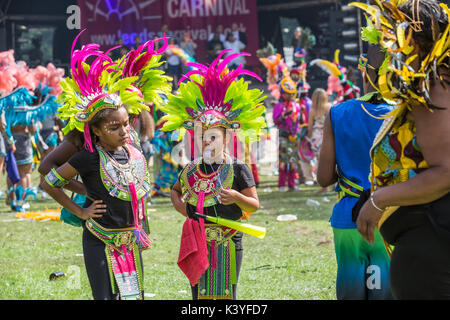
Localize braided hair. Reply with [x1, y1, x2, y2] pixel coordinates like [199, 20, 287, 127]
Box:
[399, 0, 449, 58]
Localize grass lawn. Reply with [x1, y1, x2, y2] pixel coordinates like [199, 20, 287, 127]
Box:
[0, 172, 338, 300]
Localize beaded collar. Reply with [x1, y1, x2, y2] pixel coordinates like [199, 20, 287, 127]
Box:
[97, 144, 152, 201]
[180, 154, 234, 208]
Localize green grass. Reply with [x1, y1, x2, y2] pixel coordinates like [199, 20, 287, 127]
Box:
[0, 173, 338, 300]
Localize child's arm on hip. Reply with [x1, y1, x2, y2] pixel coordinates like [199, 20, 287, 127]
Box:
[40, 163, 106, 220]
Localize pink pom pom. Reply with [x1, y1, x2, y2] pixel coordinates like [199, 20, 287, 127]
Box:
[46, 63, 65, 95]
[31, 65, 50, 89]
[0, 50, 16, 68]
[14, 61, 36, 91]
[0, 68, 18, 95]
[0, 50, 18, 94]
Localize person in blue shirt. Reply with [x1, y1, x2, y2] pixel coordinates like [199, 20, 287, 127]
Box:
[317, 44, 393, 300]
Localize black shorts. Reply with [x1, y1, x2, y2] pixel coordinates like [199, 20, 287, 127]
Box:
[380, 193, 450, 299]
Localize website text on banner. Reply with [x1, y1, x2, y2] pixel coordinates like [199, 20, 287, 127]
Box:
[77, 0, 259, 66]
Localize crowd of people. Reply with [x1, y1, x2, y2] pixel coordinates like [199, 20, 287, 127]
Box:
[0, 0, 449, 301]
[261, 0, 450, 300]
[260, 38, 360, 193]
[0, 21, 252, 213]
[0, 52, 64, 212]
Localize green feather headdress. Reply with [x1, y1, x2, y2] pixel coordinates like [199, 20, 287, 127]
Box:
[158, 49, 266, 140]
[350, 0, 450, 117]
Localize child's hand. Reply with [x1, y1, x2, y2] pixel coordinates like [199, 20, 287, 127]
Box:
[218, 188, 239, 205]
[80, 200, 107, 220]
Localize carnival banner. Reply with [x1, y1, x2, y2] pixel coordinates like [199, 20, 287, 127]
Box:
[77, 0, 259, 66]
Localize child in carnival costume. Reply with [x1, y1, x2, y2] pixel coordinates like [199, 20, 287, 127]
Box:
[33, 66, 66, 200]
[290, 64, 310, 99]
[41, 30, 171, 300]
[289, 54, 315, 183]
[349, 0, 450, 299]
[297, 84, 316, 185]
[291, 27, 315, 98]
[272, 77, 302, 191]
[34, 63, 66, 160]
[0, 54, 61, 211]
[163, 49, 265, 299]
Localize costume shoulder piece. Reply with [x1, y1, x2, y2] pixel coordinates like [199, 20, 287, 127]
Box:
[7, 85, 60, 128]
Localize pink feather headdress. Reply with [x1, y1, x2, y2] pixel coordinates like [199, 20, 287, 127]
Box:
[159, 49, 266, 132]
[58, 30, 171, 152]
[180, 49, 261, 110]
[120, 35, 168, 78]
[114, 34, 171, 106]
[58, 30, 126, 152]
[14, 61, 37, 91]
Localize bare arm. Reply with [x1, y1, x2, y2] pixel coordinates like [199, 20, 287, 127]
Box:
[38, 140, 87, 195]
[317, 111, 337, 187]
[171, 180, 188, 217]
[38, 140, 78, 175]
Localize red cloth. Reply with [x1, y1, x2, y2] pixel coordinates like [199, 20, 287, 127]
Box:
[251, 162, 260, 184]
[177, 218, 209, 286]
